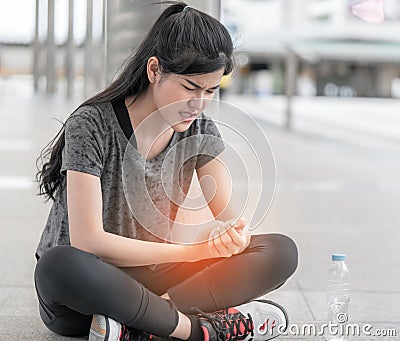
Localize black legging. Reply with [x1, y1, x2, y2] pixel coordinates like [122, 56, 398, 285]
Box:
[34, 234, 298, 338]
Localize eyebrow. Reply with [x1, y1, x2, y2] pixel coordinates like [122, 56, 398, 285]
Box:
[183, 78, 220, 90]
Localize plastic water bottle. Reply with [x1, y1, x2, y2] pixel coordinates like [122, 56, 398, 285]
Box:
[326, 254, 350, 341]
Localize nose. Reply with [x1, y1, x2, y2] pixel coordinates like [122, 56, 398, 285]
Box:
[188, 97, 203, 110]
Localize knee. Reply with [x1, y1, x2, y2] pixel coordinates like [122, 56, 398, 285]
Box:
[35, 246, 96, 297]
[36, 245, 85, 276]
[274, 234, 298, 278]
[252, 233, 298, 280]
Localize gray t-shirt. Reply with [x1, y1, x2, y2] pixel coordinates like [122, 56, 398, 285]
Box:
[36, 100, 225, 258]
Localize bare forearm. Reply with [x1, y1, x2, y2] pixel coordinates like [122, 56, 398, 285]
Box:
[75, 230, 207, 267]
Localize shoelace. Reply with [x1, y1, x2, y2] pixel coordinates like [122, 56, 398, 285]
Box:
[119, 325, 153, 341]
[192, 307, 254, 341]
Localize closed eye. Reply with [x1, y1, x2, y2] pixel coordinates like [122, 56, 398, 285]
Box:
[183, 85, 215, 94]
[183, 85, 195, 91]
[183, 77, 220, 93]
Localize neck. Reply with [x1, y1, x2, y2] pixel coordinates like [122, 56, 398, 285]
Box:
[125, 90, 155, 128]
[125, 90, 172, 144]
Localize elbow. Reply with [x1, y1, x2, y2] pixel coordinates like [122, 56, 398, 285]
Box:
[70, 237, 94, 254]
[69, 229, 103, 256]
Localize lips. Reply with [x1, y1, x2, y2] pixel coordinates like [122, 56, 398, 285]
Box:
[179, 111, 198, 120]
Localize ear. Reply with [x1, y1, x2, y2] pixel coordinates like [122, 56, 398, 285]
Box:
[147, 57, 159, 84]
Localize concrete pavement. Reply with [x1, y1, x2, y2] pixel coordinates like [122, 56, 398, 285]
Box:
[0, 76, 399, 340]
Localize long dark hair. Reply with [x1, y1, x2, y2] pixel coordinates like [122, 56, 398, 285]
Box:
[36, 1, 234, 201]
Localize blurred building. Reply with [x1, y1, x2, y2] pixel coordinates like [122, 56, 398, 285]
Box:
[0, 0, 221, 98]
[1, 0, 400, 98]
[222, 0, 400, 98]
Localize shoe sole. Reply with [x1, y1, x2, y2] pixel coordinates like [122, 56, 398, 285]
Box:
[105, 316, 110, 340]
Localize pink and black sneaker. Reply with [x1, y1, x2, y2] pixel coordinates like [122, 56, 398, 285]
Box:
[193, 300, 288, 341]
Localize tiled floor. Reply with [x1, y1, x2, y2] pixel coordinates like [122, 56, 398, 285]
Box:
[1, 76, 399, 340]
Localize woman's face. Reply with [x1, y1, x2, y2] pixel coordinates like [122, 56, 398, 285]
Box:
[151, 69, 225, 132]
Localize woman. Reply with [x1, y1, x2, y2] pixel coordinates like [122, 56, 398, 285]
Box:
[34, 3, 298, 341]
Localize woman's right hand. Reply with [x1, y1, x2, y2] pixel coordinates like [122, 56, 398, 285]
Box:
[206, 219, 249, 258]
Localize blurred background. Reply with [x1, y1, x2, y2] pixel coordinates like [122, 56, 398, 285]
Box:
[2, 0, 400, 99]
[0, 0, 399, 339]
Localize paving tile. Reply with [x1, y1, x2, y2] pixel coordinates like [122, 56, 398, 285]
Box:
[0, 200, 48, 287]
[0, 229, 37, 287]
[303, 290, 400, 323]
[0, 287, 39, 317]
[259, 289, 314, 322]
[0, 316, 87, 340]
[287, 231, 400, 294]
[0, 287, 15, 310]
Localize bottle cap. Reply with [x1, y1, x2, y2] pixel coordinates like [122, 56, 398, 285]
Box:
[332, 254, 346, 261]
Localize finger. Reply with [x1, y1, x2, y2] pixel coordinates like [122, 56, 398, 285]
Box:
[209, 237, 227, 258]
[218, 229, 241, 255]
[208, 228, 220, 257]
[237, 217, 247, 226]
[232, 217, 246, 231]
[208, 225, 220, 241]
[208, 236, 218, 257]
[227, 228, 247, 251]
[213, 224, 231, 253]
[219, 229, 234, 250]
[213, 232, 232, 257]
[214, 233, 231, 256]
[224, 227, 241, 249]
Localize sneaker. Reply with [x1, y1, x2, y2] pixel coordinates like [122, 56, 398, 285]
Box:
[193, 299, 288, 341]
[89, 314, 153, 341]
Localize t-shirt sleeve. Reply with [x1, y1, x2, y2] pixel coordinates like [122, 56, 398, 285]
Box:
[196, 117, 225, 169]
[61, 113, 104, 177]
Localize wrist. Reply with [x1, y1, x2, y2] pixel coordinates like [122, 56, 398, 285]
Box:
[183, 242, 210, 262]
